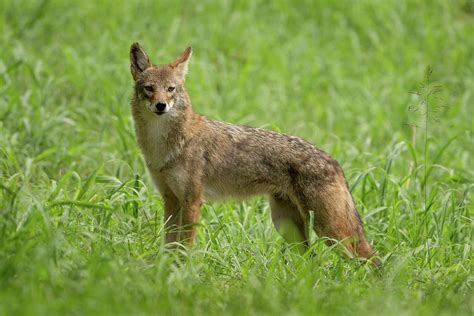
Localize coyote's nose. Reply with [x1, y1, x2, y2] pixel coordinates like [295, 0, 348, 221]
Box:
[155, 102, 166, 112]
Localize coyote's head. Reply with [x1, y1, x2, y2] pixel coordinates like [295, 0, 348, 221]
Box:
[130, 43, 192, 116]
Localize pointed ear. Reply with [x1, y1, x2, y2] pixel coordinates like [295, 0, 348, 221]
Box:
[130, 42, 151, 81]
[169, 47, 192, 82]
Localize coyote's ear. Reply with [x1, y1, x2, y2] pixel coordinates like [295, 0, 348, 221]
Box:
[169, 47, 192, 83]
[130, 42, 151, 80]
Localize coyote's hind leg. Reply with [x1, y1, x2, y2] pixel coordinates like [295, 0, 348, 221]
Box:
[269, 193, 308, 252]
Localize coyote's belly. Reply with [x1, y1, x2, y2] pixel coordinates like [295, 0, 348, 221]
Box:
[203, 178, 271, 200]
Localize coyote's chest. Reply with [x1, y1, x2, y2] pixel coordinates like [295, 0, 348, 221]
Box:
[136, 119, 183, 171]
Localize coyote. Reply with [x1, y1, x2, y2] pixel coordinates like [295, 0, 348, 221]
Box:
[129, 43, 377, 263]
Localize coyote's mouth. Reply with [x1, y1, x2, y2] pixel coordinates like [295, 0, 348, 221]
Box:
[154, 111, 166, 116]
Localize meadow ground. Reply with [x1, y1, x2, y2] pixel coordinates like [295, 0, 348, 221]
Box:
[0, 0, 473, 315]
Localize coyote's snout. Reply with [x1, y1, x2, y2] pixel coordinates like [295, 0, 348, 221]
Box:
[129, 42, 378, 264]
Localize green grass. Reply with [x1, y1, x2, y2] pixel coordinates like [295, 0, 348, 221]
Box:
[0, 0, 473, 315]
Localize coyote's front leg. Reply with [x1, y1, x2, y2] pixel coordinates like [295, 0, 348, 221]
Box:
[162, 187, 181, 244]
[163, 176, 203, 245]
[177, 192, 202, 244]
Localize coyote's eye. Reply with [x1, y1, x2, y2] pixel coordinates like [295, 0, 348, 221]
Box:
[167, 86, 175, 92]
[144, 85, 153, 92]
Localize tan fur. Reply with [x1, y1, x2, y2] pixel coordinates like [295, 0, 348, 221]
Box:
[129, 43, 378, 264]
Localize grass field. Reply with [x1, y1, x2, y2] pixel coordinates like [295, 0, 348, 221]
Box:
[1, 0, 473, 315]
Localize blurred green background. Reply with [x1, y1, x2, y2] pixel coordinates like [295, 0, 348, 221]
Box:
[0, 0, 472, 315]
